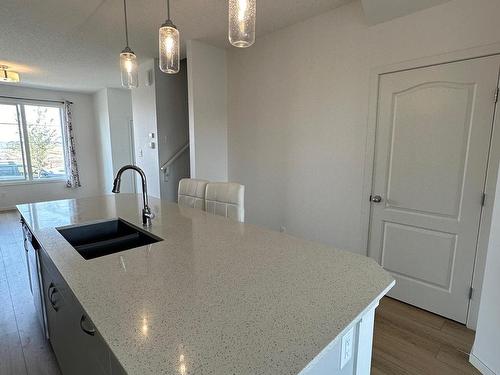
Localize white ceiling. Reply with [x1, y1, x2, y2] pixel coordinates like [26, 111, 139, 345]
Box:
[0, 0, 352, 93]
[361, 0, 452, 25]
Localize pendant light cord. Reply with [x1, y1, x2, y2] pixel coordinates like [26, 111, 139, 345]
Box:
[166, 0, 171, 21]
[123, 0, 130, 47]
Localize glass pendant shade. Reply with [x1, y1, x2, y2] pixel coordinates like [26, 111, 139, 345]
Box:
[120, 48, 138, 88]
[229, 0, 256, 48]
[159, 20, 180, 74]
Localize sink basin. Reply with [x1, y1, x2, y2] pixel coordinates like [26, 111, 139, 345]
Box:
[57, 218, 162, 260]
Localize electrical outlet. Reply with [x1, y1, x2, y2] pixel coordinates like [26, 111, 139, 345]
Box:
[340, 326, 354, 369]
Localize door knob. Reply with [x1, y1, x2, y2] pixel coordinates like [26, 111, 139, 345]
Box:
[370, 195, 382, 203]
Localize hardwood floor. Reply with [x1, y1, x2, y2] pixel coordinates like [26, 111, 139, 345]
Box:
[372, 297, 480, 375]
[0, 210, 60, 375]
[0, 210, 480, 375]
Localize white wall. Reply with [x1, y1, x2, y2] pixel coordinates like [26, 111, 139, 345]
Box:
[93, 89, 113, 192]
[155, 59, 190, 201]
[227, 0, 500, 254]
[472, 165, 500, 374]
[0, 85, 102, 209]
[94, 88, 134, 193]
[187, 40, 228, 182]
[106, 88, 134, 193]
[131, 60, 161, 198]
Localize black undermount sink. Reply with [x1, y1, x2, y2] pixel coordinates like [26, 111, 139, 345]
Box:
[57, 219, 162, 260]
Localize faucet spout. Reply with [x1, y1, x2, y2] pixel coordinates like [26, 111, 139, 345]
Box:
[112, 177, 121, 193]
[112, 165, 154, 227]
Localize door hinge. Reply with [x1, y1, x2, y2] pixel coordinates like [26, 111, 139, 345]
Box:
[469, 286, 474, 300]
[495, 87, 499, 104]
[481, 192, 486, 207]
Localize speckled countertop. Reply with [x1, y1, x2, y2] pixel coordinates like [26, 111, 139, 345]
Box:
[17, 194, 394, 375]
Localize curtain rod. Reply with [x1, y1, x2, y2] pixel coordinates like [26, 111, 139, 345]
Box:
[0, 95, 73, 105]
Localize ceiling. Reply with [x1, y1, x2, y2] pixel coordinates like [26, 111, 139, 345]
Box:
[0, 0, 352, 93]
[361, 0, 452, 25]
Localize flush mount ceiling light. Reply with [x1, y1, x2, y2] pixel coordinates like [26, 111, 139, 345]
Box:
[229, 0, 256, 48]
[119, 0, 138, 88]
[159, 0, 180, 74]
[0, 66, 20, 83]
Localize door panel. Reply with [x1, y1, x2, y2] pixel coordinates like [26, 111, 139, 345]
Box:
[381, 222, 456, 289]
[387, 82, 474, 217]
[369, 55, 500, 323]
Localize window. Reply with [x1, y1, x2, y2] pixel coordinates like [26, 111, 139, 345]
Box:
[0, 101, 67, 183]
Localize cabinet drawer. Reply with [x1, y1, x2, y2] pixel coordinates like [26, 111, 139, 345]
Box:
[110, 352, 127, 375]
[40, 251, 78, 374]
[39, 249, 110, 374]
[71, 307, 110, 374]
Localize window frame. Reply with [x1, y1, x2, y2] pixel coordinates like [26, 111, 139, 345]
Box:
[0, 98, 68, 185]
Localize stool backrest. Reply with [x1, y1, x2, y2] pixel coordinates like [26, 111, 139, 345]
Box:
[205, 182, 245, 222]
[178, 178, 209, 210]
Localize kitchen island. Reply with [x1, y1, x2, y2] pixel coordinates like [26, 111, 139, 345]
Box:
[17, 194, 394, 375]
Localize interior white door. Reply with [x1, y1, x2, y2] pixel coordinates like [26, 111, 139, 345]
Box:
[368, 55, 500, 323]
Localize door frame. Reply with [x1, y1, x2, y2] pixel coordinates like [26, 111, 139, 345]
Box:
[361, 42, 500, 329]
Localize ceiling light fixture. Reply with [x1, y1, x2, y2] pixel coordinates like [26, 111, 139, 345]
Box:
[159, 0, 180, 74]
[0, 66, 20, 83]
[120, 0, 138, 88]
[229, 0, 256, 48]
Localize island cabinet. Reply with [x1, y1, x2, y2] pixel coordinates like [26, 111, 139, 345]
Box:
[39, 247, 125, 375]
[18, 196, 395, 375]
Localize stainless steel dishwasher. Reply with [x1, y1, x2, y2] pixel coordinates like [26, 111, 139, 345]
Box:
[22, 220, 49, 339]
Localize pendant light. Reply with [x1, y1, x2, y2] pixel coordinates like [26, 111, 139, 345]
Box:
[229, 0, 256, 48]
[159, 0, 180, 74]
[120, 0, 138, 88]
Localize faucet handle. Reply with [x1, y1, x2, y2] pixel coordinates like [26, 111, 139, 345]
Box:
[142, 207, 155, 227]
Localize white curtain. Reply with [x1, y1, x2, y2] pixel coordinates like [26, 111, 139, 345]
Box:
[63, 101, 81, 188]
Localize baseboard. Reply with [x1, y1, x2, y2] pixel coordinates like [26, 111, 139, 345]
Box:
[470, 352, 496, 375]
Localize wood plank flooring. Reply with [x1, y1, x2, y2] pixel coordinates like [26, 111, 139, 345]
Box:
[0, 210, 60, 375]
[0, 210, 480, 375]
[372, 297, 480, 375]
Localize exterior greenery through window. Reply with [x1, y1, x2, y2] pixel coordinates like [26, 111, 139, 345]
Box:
[0, 101, 68, 182]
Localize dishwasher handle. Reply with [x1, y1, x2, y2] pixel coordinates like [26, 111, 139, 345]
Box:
[22, 224, 40, 249]
[47, 283, 58, 311]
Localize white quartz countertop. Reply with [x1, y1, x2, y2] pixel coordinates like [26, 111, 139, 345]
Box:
[17, 194, 394, 375]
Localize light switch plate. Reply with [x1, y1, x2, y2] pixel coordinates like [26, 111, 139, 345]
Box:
[340, 326, 354, 369]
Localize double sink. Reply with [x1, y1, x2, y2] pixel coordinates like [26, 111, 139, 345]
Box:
[57, 219, 162, 260]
